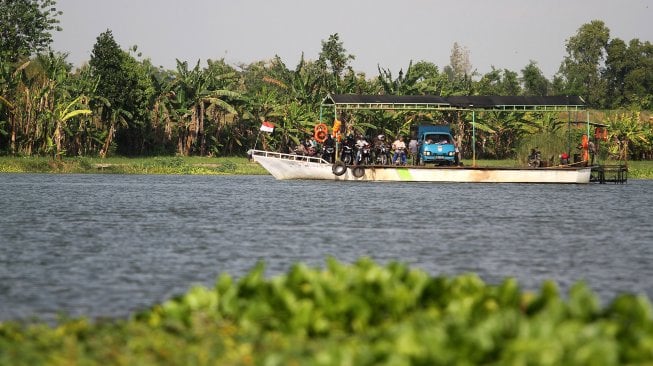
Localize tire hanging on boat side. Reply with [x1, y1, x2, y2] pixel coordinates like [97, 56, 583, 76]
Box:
[332, 160, 347, 176]
[352, 166, 365, 178]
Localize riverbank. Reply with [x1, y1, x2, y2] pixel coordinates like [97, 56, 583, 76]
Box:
[1, 156, 651, 178]
[0, 156, 268, 175]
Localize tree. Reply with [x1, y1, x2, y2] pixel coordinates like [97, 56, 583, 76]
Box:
[318, 33, 355, 92]
[476, 67, 521, 95]
[89, 30, 125, 117]
[521, 61, 550, 96]
[164, 59, 241, 156]
[89, 30, 154, 155]
[50, 95, 92, 159]
[0, 0, 62, 62]
[605, 112, 650, 162]
[556, 20, 610, 107]
[447, 42, 472, 80]
[604, 38, 653, 109]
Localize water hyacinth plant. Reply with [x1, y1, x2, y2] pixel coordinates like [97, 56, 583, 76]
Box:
[1, 258, 652, 365]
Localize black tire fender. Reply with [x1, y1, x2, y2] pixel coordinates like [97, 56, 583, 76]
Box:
[352, 166, 365, 178]
[332, 160, 347, 176]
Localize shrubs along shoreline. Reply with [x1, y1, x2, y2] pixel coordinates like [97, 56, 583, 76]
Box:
[1, 156, 652, 178]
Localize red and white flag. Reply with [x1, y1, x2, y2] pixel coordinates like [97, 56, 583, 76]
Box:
[260, 121, 274, 133]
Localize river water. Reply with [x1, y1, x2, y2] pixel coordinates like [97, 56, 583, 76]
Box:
[1, 173, 652, 322]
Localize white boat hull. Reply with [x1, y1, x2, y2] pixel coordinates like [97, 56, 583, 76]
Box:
[250, 150, 591, 184]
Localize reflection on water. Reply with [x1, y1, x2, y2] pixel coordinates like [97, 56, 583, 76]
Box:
[1, 173, 652, 321]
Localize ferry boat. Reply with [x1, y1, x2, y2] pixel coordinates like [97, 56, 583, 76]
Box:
[250, 94, 595, 184]
[249, 149, 592, 183]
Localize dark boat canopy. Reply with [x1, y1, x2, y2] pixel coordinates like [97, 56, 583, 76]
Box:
[322, 94, 585, 112]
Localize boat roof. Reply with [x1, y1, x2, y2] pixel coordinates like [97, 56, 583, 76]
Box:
[322, 94, 585, 112]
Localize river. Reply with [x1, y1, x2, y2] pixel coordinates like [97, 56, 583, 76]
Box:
[1, 173, 651, 322]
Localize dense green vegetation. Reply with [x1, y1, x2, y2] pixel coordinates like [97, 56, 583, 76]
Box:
[1, 1, 652, 162]
[1, 259, 652, 365]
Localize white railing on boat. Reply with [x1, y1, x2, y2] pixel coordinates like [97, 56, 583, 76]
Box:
[248, 149, 328, 164]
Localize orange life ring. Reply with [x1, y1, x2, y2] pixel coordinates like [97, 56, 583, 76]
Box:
[314, 123, 328, 133]
[315, 130, 327, 143]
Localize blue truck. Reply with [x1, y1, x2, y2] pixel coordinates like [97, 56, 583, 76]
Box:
[416, 125, 458, 165]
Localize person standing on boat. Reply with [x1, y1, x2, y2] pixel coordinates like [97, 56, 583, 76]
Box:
[392, 135, 407, 165]
[408, 137, 418, 165]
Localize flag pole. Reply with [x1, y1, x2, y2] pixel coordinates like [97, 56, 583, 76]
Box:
[254, 130, 261, 150]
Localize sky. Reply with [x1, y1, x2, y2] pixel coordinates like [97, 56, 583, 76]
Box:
[52, 0, 653, 79]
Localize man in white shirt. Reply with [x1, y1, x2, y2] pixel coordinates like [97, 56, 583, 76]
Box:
[392, 135, 407, 165]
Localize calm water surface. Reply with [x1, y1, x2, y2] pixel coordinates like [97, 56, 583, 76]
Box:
[1, 173, 652, 322]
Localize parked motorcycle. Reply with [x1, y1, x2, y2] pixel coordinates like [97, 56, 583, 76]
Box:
[528, 148, 542, 167]
[393, 147, 407, 165]
[355, 143, 371, 165]
[374, 143, 391, 165]
[322, 146, 335, 163]
[340, 138, 355, 165]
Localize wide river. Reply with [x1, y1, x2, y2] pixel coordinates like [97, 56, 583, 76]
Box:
[1, 173, 652, 322]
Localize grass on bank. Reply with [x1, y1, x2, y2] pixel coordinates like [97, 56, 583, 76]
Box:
[1, 155, 652, 178]
[1, 259, 652, 365]
[0, 156, 268, 175]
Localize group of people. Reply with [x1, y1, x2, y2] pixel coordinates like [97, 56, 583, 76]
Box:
[293, 133, 419, 165]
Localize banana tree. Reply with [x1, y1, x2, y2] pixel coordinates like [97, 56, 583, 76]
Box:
[0, 59, 30, 154]
[606, 111, 650, 162]
[168, 59, 243, 156]
[267, 100, 317, 152]
[50, 95, 92, 159]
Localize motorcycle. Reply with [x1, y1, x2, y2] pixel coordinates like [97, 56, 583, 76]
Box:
[374, 143, 391, 165]
[322, 146, 335, 163]
[354, 136, 371, 165]
[293, 142, 317, 157]
[393, 147, 407, 165]
[340, 141, 355, 165]
[355, 142, 371, 165]
[528, 148, 542, 167]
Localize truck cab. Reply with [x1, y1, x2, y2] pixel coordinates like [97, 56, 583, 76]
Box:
[417, 125, 458, 165]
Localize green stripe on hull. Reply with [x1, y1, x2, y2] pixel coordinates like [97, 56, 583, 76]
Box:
[397, 168, 412, 181]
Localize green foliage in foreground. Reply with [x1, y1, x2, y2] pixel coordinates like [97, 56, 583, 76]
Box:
[1, 259, 652, 365]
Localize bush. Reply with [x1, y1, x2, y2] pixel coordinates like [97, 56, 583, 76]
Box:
[1, 259, 652, 365]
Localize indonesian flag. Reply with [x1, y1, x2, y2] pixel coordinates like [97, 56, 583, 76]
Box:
[260, 121, 274, 133]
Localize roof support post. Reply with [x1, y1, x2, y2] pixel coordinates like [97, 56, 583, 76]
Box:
[472, 109, 477, 167]
[586, 110, 591, 142]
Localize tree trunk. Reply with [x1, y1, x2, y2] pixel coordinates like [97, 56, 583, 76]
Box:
[199, 103, 206, 156]
[100, 122, 115, 158]
[10, 115, 16, 155]
[54, 120, 63, 160]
